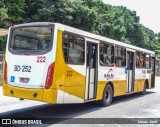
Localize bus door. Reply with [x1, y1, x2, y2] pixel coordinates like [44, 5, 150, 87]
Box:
[151, 57, 156, 88]
[85, 42, 98, 100]
[126, 50, 135, 93]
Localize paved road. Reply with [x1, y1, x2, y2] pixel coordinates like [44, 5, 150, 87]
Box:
[0, 77, 160, 127]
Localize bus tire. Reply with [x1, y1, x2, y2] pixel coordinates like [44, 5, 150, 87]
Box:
[99, 84, 113, 107]
[141, 81, 147, 95]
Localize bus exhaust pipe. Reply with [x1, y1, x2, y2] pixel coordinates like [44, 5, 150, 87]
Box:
[19, 98, 24, 101]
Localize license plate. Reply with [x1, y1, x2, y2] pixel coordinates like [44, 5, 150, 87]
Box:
[14, 65, 31, 72]
[20, 78, 29, 83]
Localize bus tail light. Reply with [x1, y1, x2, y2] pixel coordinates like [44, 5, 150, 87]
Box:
[4, 60, 7, 83]
[45, 62, 54, 89]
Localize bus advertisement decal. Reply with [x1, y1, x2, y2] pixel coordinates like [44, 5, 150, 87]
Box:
[104, 68, 114, 80]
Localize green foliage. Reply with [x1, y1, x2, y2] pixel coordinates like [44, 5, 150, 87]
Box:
[0, 0, 160, 55]
[0, 36, 7, 51]
[0, 0, 8, 28]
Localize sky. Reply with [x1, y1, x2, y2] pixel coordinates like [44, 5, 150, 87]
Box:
[102, 0, 160, 33]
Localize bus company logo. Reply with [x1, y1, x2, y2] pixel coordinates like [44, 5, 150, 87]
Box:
[104, 68, 114, 79]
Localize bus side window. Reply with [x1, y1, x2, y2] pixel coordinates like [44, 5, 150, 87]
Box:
[63, 32, 85, 65]
[99, 42, 114, 66]
[139, 52, 144, 68]
[115, 46, 126, 67]
[136, 52, 140, 67]
[136, 52, 145, 68]
[100, 54, 104, 65]
[144, 54, 151, 69]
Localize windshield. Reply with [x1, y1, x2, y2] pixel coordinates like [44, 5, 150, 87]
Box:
[9, 26, 52, 54]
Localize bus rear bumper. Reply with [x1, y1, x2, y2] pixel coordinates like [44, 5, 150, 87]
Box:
[3, 83, 57, 104]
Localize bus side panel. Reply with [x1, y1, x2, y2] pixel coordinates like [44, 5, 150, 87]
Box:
[112, 80, 126, 97]
[96, 80, 127, 100]
[42, 89, 57, 103]
[134, 80, 139, 92]
[53, 30, 66, 103]
[147, 69, 152, 89]
[54, 30, 85, 103]
[53, 30, 66, 89]
[149, 78, 151, 88]
[137, 78, 151, 90]
[96, 67, 127, 100]
[64, 65, 85, 97]
[137, 79, 145, 91]
[135, 69, 144, 92]
[135, 68, 151, 92]
[96, 81, 106, 100]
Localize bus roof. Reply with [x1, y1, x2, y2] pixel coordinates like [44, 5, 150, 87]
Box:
[11, 22, 155, 55]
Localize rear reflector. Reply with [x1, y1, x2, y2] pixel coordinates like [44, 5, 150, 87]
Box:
[45, 62, 54, 89]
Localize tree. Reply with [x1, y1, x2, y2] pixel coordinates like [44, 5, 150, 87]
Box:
[0, 0, 159, 55]
[0, 36, 7, 51]
[0, 0, 8, 28]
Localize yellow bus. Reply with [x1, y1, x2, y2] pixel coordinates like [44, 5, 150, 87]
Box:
[3, 22, 156, 106]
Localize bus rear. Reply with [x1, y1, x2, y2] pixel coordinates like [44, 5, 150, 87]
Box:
[3, 23, 57, 103]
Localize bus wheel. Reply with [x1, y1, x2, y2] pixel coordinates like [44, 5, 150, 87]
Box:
[141, 81, 147, 95]
[99, 84, 113, 107]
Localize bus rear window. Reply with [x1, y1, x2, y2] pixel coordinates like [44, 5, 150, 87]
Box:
[13, 35, 39, 50]
[9, 27, 52, 54]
